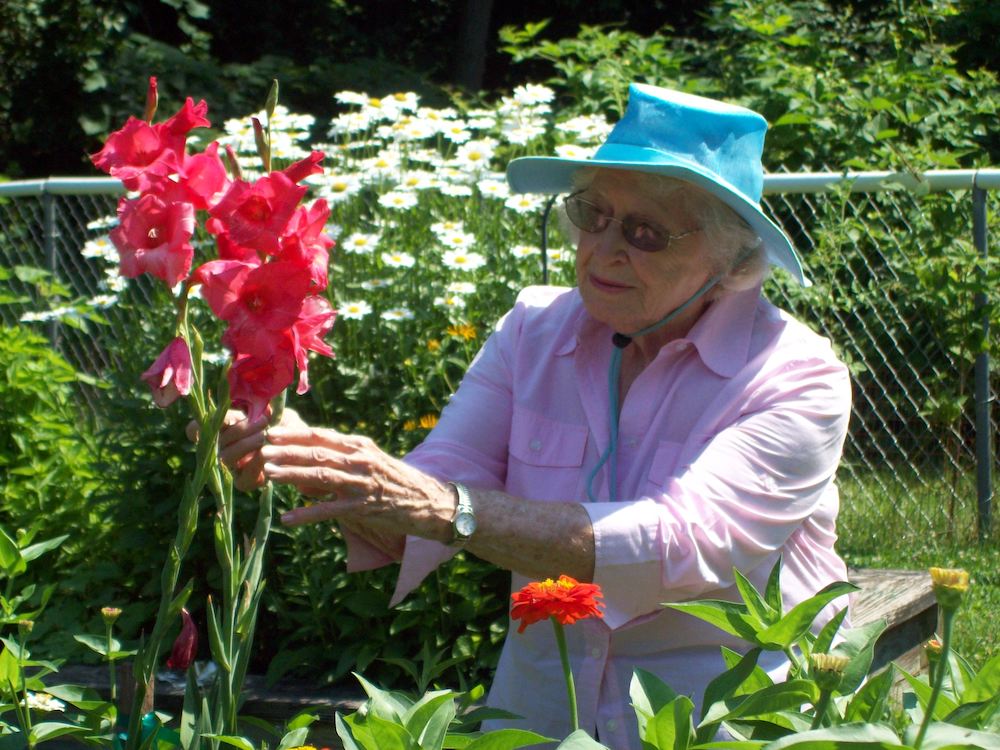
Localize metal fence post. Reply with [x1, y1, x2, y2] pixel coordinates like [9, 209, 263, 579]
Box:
[972, 183, 992, 540]
[41, 187, 61, 348]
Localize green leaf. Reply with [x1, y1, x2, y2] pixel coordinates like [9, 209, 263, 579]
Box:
[763, 557, 784, 615]
[844, 666, 895, 723]
[356, 712, 412, 750]
[353, 673, 410, 722]
[754, 582, 858, 649]
[460, 729, 559, 749]
[28, 723, 89, 744]
[552, 729, 608, 749]
[0, 529, 26, 578]
[812, 608, 848, 656]
[276, 727, 309, 750]
[762, 722, 906, 748]
[73, 633, 113, 656]
[963, 650, 1000, 703]
[830, 618, 888, 694]
[202, 735, 255, 750]
[335, 712, 365, 750]
[18, 535, 68, 563]
[403, 691, 455, 749]
[901, 665, 958, 718]
[774, 112, 813, 127]
[697, 648, 763, 743]
[733, 568, 775, 626]
[663, 600, 760, 642]
[704, 680, 818, 724]
[910, 721, 1000, 750]
[43, 683, 107, 711]
[644, 695, 694, 749]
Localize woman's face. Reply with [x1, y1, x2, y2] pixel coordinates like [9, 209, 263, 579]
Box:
[574, 169, 717, 336]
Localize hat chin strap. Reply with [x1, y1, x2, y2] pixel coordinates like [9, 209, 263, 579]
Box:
[585, 274, 720, 502]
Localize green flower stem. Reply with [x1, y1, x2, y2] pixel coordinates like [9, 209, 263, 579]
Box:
[106, 621, 117, 703]
[914, 607, 955, 750]
[16, 631, 32, 736]
[550, 617, 579, 732]
[125, 364, 230, 750]
[810, 689, 832, 730]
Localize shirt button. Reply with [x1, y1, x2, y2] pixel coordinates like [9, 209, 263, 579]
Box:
[590, 647, 601, 658]
[529, 439, 542, 451]
[626, 438, 637, 447]
[606, 720, 618, 731]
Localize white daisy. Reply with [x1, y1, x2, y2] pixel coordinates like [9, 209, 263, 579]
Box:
[342, 232, 381, 255]
[335, 90, 370, 106]
[446, 281, 476, 294]
[87, 294, 119, 308]
[378, 191, 419, 210]
[360, 278, 393, 290]
[81, 236, 117, 262]
[443, 249, 487, 271]
[328, 110, 373, 136]
[434, 295, 466, 309]
[86, 215, 118, 231]
[454, 139, 496, 171]
[318, 173, 362, 203]
[502, 123, 547, 146]
[504, 194, 545, 213]
[511, 244, 541, 258]
[382, 251, 415, 268]
[431, 220, 465, 239]
[513, 84, 555, 106]
[439, 230, 477, 250]
[398, 170, 437, 191]
[441, 122, 473, 143]
[24, 693, 65, 712]
[440, 183, 473, 197]
[476, 179, 509, 199]
[554, 143, 597, 160]
[381, 307, 414, 321]
[339, 300, 372, 320]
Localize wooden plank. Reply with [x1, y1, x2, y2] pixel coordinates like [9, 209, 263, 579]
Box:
[849, 568, 937, 629]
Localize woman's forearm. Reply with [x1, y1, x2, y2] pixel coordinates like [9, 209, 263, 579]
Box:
[461, 486, 595, 582]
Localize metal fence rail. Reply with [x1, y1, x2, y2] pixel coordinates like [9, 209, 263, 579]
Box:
[0, 171, 996, 547]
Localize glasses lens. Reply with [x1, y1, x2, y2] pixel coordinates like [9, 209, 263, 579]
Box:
[621, 218, 669, 252]
[565, 196, 607, 233]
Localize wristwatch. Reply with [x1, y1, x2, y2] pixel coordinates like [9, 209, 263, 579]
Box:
[448, 481, 476, 545]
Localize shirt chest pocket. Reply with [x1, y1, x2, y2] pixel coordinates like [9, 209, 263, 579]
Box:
[507, 407, 589, 499]
[509, 406, 589, 466]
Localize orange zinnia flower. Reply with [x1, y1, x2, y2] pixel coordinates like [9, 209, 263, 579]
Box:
[510, 575, 604, 633]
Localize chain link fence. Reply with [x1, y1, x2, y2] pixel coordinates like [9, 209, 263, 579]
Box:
[0, 172, 996, 550]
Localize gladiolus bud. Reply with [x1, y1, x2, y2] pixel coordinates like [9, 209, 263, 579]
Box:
[144, 76, 158, 124]
[929, 567, 969, 612]
[166, 608, 198, 670]
[141, 337, 193, 407]
[252, 117, 270, 172]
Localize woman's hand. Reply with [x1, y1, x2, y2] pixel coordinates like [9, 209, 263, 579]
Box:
[260, 427, 455, 545]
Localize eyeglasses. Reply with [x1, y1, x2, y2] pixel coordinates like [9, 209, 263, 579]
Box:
[563, 192, 700, 253]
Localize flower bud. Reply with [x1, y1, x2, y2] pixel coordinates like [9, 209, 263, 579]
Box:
[17, 620, 34, 635]
[143, 76, 158, 124]
[166, 608, 198, 671]
[810, 652, 850, 692]
[929, 567, 969, 612]
[101, 607, 123, 625]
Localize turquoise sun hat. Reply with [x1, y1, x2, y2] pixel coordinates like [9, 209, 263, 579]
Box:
[506, 83, 807, 285]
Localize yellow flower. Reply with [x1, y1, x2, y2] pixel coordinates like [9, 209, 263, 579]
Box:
[427, 339, 441, 351]
[810, 652, 850, 692]
[101, 607, 122, 625]
[929, 567, 969, 611]
[419, 414, 439, 429]
[447, 323, 477, 341]
[403, 419, 418, 431]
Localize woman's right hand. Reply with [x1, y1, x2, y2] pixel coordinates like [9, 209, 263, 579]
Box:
[186, 408, 307, 492]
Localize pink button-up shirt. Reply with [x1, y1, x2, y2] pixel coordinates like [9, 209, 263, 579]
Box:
[347, 284, 851, 749]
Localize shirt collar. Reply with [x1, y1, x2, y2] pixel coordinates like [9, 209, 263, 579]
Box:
[554, 285, 762, 377]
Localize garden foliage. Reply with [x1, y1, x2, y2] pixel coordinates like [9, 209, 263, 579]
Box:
[0, 0, 997, 696]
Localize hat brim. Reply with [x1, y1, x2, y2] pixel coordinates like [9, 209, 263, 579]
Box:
[507, 149, 807, 286]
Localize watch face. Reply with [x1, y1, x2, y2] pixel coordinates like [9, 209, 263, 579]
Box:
[455, 511, 477, 537]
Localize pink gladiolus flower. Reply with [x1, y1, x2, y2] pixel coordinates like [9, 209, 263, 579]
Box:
[281, 150, 325, 183]
[141, 337, 193, 407]
[228, 350, 297, 421]
[179, 141, 230, 210]
[208, 171, 306, 255]
[111, 193, 196, 287]
[291, 296, 336, 394]
[279, 199, 333, 291]
[166, 608, 198, 671]
[91, 96, 210, 192]
[216, 233, 262, 264]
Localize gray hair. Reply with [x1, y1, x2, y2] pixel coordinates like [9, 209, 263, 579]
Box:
[562, 168, 769, 293]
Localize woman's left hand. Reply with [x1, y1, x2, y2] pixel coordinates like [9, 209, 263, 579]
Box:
[260, 426, 454, 544]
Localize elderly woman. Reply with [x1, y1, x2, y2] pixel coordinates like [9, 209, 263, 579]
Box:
[220, 84, 851, 748]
